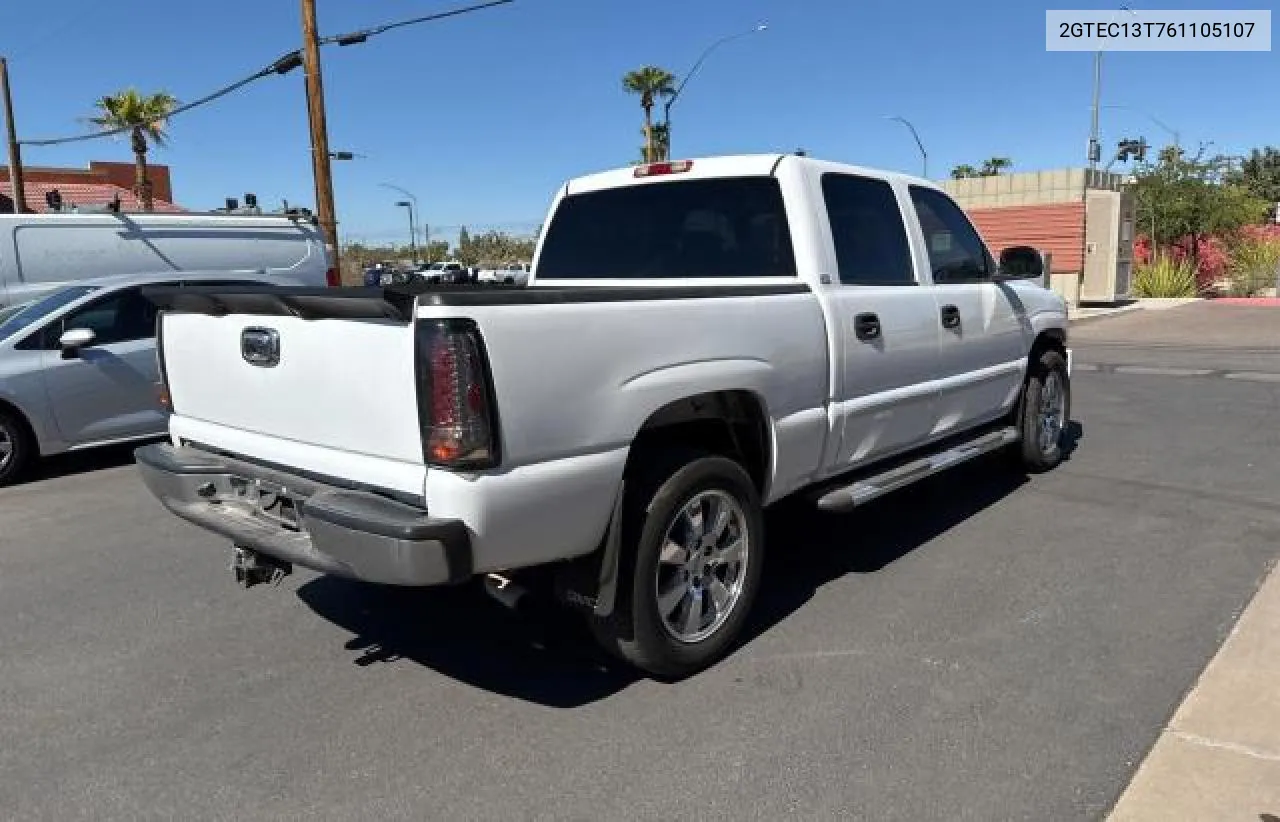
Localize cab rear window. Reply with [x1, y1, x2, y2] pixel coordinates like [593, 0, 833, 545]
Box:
[536, 177, 797, 279]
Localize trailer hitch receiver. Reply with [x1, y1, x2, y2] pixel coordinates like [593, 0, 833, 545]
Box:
[230, 545, 293, 589]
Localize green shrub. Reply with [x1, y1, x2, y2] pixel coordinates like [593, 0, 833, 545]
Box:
[1225, 235, 1280, 297]
[1133, 255, 1199, 298]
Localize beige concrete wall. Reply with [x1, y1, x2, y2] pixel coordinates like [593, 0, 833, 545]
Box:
[941, 168, 1127, 210]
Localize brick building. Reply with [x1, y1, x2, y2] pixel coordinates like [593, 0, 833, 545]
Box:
[0, 161, 180, 213]
[942, 169, 1136, 305]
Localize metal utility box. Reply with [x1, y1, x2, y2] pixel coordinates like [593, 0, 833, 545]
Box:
[1081, 187, 1137, 302]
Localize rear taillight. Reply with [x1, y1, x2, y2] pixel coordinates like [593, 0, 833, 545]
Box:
[415, 320, 499, 469]
[325, 267, 340, 287]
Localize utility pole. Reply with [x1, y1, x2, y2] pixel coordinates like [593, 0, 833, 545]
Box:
[1, 58, 27, 214]
[1088, 50, 1102, 171]
[1088, 6, 1136, 172]
[301, 0, 340, 277]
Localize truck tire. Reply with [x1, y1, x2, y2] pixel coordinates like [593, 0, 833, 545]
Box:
[0, 409, 33, 487]
[1015, 349, 1071, 473]
[590, 449, 765, 679]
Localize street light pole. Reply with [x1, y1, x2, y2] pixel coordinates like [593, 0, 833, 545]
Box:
[380, 182, 420, 262]
[885, 115, 927, 178]
[395, 201, 419, 263]
[663, 24, 767, 160]
[1088, 50, 1102, 170]
[1088, 5, 1137, 171]
[301, 0, 340, 278]
[0, 57, 26, 213]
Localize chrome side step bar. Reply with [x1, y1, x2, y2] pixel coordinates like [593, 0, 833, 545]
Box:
[813, 426, 1020, 513]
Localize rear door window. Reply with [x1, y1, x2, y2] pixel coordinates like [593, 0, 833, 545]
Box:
[821, 173, 916, 286]
[536, 176, 797, 279]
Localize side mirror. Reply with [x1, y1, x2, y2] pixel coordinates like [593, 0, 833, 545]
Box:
[996, 246, 1046, 282]
[59, 327, 97, 356]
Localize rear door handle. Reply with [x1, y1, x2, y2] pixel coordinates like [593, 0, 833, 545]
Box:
[854, 312, 881, 342]
[940, 304, 961, 330]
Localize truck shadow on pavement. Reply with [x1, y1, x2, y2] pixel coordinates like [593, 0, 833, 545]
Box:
[296, 423, 1082, 708]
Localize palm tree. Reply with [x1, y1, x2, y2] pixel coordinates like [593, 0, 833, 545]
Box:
[622, 66, 676, 164]
[980, 157, 1013, 176]
[649, 122, 670, 163]
[89, 88, 178, 211]
[951, 164, 979, 179]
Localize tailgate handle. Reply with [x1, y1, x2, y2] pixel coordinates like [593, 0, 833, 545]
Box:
[241, 327, 281, 367]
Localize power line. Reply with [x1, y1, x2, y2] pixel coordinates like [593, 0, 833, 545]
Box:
[17, 0, 515, 148]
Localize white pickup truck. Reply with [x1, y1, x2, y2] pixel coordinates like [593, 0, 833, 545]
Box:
[135, 154, 1072, 678]
[476, 261, 531, 286]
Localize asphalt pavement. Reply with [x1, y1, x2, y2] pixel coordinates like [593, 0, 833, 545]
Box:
[2, 301, 1278, 821]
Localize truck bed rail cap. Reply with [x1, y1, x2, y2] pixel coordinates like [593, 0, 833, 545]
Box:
[140, 284, 417, 322]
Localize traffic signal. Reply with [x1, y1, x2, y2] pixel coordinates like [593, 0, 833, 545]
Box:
[1114, 138, 1150, 165]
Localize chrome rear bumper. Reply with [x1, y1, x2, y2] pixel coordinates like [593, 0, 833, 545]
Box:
[134, 443, 471, 587]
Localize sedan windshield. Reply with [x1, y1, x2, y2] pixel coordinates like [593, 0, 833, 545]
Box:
[0, 286, 100, 342]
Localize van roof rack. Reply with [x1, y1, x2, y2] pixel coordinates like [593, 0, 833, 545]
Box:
[11, 209, 320, 225]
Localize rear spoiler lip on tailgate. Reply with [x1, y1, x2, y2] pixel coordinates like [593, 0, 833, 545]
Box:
[141, 281, 811, 321]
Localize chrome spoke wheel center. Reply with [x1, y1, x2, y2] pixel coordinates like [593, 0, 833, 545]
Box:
[654, 489, 750, 644]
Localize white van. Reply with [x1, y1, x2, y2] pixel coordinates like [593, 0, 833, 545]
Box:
[0, 212, 333, 307]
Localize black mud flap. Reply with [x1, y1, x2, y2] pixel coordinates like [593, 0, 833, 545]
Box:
[553, 480, 626, 617]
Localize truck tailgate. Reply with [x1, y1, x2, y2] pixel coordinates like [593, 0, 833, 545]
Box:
[159, 309, 426, 493]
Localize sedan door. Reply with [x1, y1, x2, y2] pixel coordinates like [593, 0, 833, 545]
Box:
[36, 286, 165, 446]
[906, 185, 1032, 437]
[819, 171, 942, 473]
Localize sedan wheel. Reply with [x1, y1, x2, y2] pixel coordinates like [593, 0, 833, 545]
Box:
[0, 410, 33, 487]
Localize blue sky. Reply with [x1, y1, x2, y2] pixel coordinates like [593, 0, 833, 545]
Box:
[2, 0, 1276, 246]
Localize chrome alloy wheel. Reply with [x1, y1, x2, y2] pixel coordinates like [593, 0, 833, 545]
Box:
[0, 427, 13, 473]
[653, 489, 750, 644]
[1038, 371, 1067, 455]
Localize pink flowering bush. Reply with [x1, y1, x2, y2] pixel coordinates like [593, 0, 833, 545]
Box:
[1134, 233, 1234, 293]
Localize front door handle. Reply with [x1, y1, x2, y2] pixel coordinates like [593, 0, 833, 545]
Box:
[940, 304, 961, 330]
[854, 312, 881, 342]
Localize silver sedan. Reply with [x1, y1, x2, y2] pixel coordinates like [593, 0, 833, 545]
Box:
[0, 270, 295, 485]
